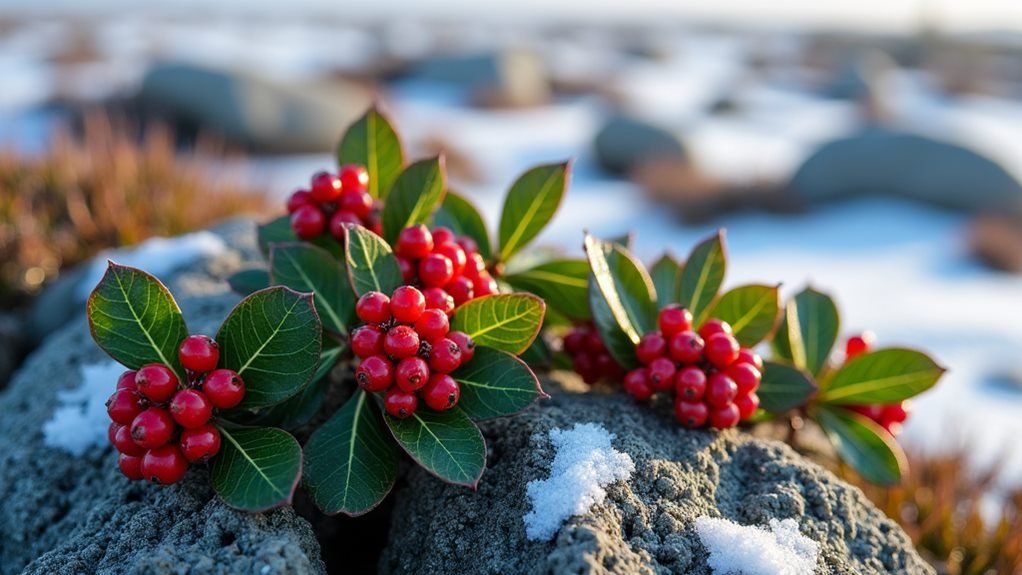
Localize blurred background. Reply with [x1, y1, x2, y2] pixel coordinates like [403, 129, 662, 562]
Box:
[3, 1, 1022, 570]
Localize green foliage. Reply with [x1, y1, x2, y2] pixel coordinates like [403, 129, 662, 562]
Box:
[497, 162, 569, 262]
[344, 224, 403, 296]
[757, 361, 818, 413]
[453, 347, 548, 420]
[708, 284, 779, 346]
[384, 406, 486, 487]
[819, 349, 945, 405]
[270, 243, 354, 335]
[211, 425, 303, 511]
[503, 260, 591, 321]
[337, 106, 405, 200]
[677, 231, 726, 324]
[772, 287, 840, 377]
[649, 254, 682, 310]
[817, 406, 905, 485]
[380, 157, 446, 244]
[450, 294, 546, 355]
[433, 192, 492, 261]
[227, 268, 270, 296]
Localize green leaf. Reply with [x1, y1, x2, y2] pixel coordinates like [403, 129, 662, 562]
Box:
[227, 268, 270, 296]
[588, 274, 639, 369]
[454, 347, 548, 420]
[384, 406, 486, 487]
[433, 191, 492, 261]
[708, 284, 780, 347]
[519, 334, 552, 367]
[678, 230, 726, 324]
[497, 162, 569, 262]
[583, 233, 657, 343]
[772, 287, 840, 377]
[211, 425, 303, 511]
[451, 294, 546, 355]
[817, 406, 906, 485]
[820, 349, 945, 404]
[758, 361, 817, 413]
[216, 287, 322, 409]
[257, 215, 343, 259]
[344, 224, 403, 296]
[337, 106, 405, 199]
[381, 157, 447, 244]
[303, 390, 400, 516]
[87, 263, 188, 380]
[504, 259, 591, 321]
[650, 254, 682, 309]
[270, 243, 355, 335]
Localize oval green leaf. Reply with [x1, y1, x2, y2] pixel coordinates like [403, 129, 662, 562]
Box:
[270, 243, 355, 336]
[497, 162, 569, 262]
[344, 224, 403, 297]
[772, 287, 840, 377]
[433, 191, 492, 261]
[583, 234, 657, 344]
[337, 106, 405, 199]
[679, 230, 726, 324]
[758, 361, 818, 413]
[211, 425, 303, 511]
[257, 215, 343, 259]
[454, 347, 548, 420]
[384, 406, 486, 487]
[817, 406, 906, 485]
[588, 274, 639, 369]
[650, 253, 682, 309]
[87, 262, 188, 380]
[227, 268, 270, 296]
[820, 348, 945, 404]
[303, 390, 400, 516]
[381, 156, 447, 244]
[216, 287, 322, 409]
[451, 294, 546, 355]
[504, 259, 591, 321]
[708, 284, 780, 347]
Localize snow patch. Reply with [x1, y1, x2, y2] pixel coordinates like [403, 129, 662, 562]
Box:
[695, 516, 819, 575]
[523, 423, 634, 541]
[43, 361, 124, 456]
[75, 231, 227, 300]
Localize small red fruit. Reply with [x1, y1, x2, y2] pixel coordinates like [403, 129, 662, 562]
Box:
[202, 369, 246, 409]
[563, 331, 587, 355]
[339, 189, 372, 219]
[396, 256, 416, 283]
[705, 373, 738, 408]
[464, 253, 486, 278]
[623, 368, 654, 401]
[384, 325, 420, 359]
[356, 291, 392, 324]
[384, 389, 418, 419]
[113, 424, 145, 456]
[586, 332, 607, 355]
[395, 356, 431, 392]
[118, 453, 145, 481]
[180, 424, 221, 462]
[674, 366, 707, 401]
[178, 335, 220, 373]
[444, 276, 474, 306]
[473, 272, 499, 296]
[734, 393, 760, 420]
[659, 305, 693, 336]
[448, 331, 476, 364]
[135, 364, 179, 402]
[456, 236, 479, 255]
[422, 373, 461, 411]
[108, 421, 121, 445]
[434, 242, 467, 277]
[636, 333, 667, 365]
[698, 319, 733, 340]
[647, 357, 677, 392]
[355, 355, 393, 392]
[573, 354, 597, 384]
[309, 171, 342, 202]
[329, 210, 362, 241]
[414, 309, 450, 343]
[169, 389, 214, 429]
[130, 407, 176, 450]
[431, 227, 456, 245]
[338, 164, 369, 192]
[423, 287, 455, 315]
[390, 286, 426, 323]
[429, 338, 463, 374]
[595, 353, 623, 379]
[668, 331, 704, 364]
[710, 403, 741, 429]
[290, 204, 326, 239]
[675, 400, 709, 428]
[419, 254, 454, 288]
[141, 444, 189, 485]
[396, 225, 434, 259]
[845, 332, 875, 360]
[107, 389, 145, 425]
[704, 333, 740, 368]
[116, 370, 137, 390]
[736, 348, 764, 371]
[351, 325, 386, 358]
[727, 363, 761, 395]
[286, 189, 312, 213]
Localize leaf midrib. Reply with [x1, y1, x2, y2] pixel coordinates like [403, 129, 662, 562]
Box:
[822, 370, 936, 402]
[500, 170, 560, 261]
[728, 290, 772, 333]
[278, 249, 345, 333]
[340, 391, 367, 509]
[113, 269, 178, 376]
[220, 427, 287, 498]
[237, 296, 302, 375]
[509, 268, 588, 289]
[409, 413, 470, 480]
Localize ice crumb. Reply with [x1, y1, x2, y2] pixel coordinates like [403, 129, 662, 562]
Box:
[523, 423, 635, 541]
[75, 231, 227, 299]
[695, 516, 819, 575]
[42, 361, 124, 456]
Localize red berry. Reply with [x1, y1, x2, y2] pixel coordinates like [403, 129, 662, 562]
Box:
[845, 332, 874, 360]
[356, 291, 391, 324]
[179, 424, 221, 462]
[623, 368, 653, 401]
[290, 204, 326, 239]
[355, 355, 393, 392]
[384, 325, 420, 359]
[883, 401, 911, 424]
[727, 363, 761, 395]
[705, 333, 740, 368]
[422, 374, 460, 411]
[396, 225, 434, 259]
[573, 354, 598, 384]
[286, 189, 312, 213]
[658, 305, 693, 336]
[108, 421, 121, 445]
[698, 319, 733, 339]
[647, 357, 677, 392]
[430, 338, 463, 374]
[431, 227, 456, 245]
[202, 369, 246, 409]
[595, 353, 623, 379]
[396, 256, 416, 283]
[448, 331, 476, 364]
[564, 330, 588, 355]
[705, 373, 738, 408]
[178, 335, 219, 373]
[668, 331, 705, 364]
[391, 286, 426, 323]
[384, 388, 418, 419]
[130, 407, 175, 450]
[464, 253, 486, 278]
[339, 189, 372, 220]
[118, 453, 145, 480]
[141, 444, 189, 485]
[395, 357, 431, 392]
[434, 242, 467, 277]
[423, 287, 455, 315]
[106, 389, 145, 425]
[116, 370, 137, 390]
[169, 389, 214, 429]
[675, 400, 709, 429]
[456, 236, 479, 255]
[674, 366, 707, 401]
[445, 276, 475, 306]
[351, 325, 386, 358]
[636, 333, 667, 365]
[338, 164, 369, 192]
[849, 404, 885, 421]
[135, 364, 179, 402]
[113, 424, 145, 456]
[734, 393, 760, 420]
[473, 272, 499, 296]
[586, 332, 607, 355]
[414, 309, 450, 343]
[309, 171, 342, 202]
[329, 210, 362, 241]
[709, 403, 741, 429]
[419, 254, 454, 288]
[736, 348, 764, 371]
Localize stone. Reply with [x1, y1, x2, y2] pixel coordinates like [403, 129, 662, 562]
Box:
[593, 115, 687, 176]
[380, 378, 933, 574]
[397, 49, 551, 108]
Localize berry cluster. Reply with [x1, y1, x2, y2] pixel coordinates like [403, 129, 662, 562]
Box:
[393, 224, 499, 315]
[287, 165, 382, 240]
[841, 333, 911, 436]
[351, 286, 477, 419]
[563, 322, 624, 384]
[622, 305, 763, 429]
[105, 335, 246, 484]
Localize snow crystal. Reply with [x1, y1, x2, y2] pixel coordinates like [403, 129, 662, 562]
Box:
[74, 231, 227, 299]
[523, 423, 635, 541]
[695, 516, 819, 575]
[42, 361, 123, 456]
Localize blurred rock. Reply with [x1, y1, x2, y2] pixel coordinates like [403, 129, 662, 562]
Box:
[789, 129, 1022, 215]
[968, 214, 1022, 272]
[137, 63, 372, 153]
[0, 313, 22, 391]
[27, 264, 86, 347]
[398, 50, 550, 108]
[593, 115, 687, 176]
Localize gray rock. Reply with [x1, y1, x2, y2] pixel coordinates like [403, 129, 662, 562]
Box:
[789, 129, 1022, 216]
[593, 115, 687, 176]
[0, 219, 325, 575]
[398, 50, 551, 107]
[380, 379, 933, 574]
[0, 313, 23, 390]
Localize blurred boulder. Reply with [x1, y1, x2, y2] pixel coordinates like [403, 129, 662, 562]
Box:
[789, 129, 1022, 215]
[137, 63, 372, 152]
[968, 214, 1022, 272]
[593, 115, 687, 176]
[397, 49, 550, 108]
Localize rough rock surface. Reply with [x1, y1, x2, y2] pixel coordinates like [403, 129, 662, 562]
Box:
[381, 377, 934, 575]
[0, 219, 325, 575]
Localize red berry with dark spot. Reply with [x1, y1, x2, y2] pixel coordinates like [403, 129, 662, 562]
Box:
[384, 325, 420, 359]
[675, 400, 709, 428]
[705, 333, 740, 368]
[573, 354, 597, 384]
[623, 368, 653, 401]
[338, 164, 369, 192]
[113, 424, 145, 456]
[431, 227, 456, 245]
[727, 363, 761, 395]
[355, 355, 393, 392]
[668, 331, 704, 364]
[202, 369, 246, 409]
[709, 403, 741, 429]
[430, 338, 463, 374]
[396, 256, 416, 283]
[659, 305, 693, 336]
[423, 287, 455, 315]
[434, 242, 467, 277]
[473, 272, 499, 296]
[135, 364, 179, 402]
[390, 286, 426, 323]
[118, 453, 145, 481]
[395, 356, 430, 392]
[169, 389, 213, 429]
[674, 366, 707, 401]
[384, 389, 418, 419]
[736, 348, 764, 371]
[845, 332, 874, 360]
[735, 393, 760, 420]
[705, 373, 738, 408]
[448, 331, 476, 364]
[116, 370, 137, 390]
[396, 225, 434, 259]
[106, 389, 145, 425]
[445, 276, 474, 306]
[329, 210, 362, 241]
[698, 319, 733, 340]
[290, 204, 326, 239]
[141, 444, 189, 485]
[636, 333, 667, 365]
[356, 291, 391, 324]
[351, 325, 385, 358]
[648, 357, 677, 392]
[339, 189, 372, 219]
[130, 407, 176, 450]
[464, 253, 486, 278]
[286, 189, 312, 213]
[419, 254, 454, 288]
[422, 373, 461, 411]
[178, 334, 219, 373]
[309, 171, 342, 202]
[414, 309, 450, 343]
[180, 424, 221, 462]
